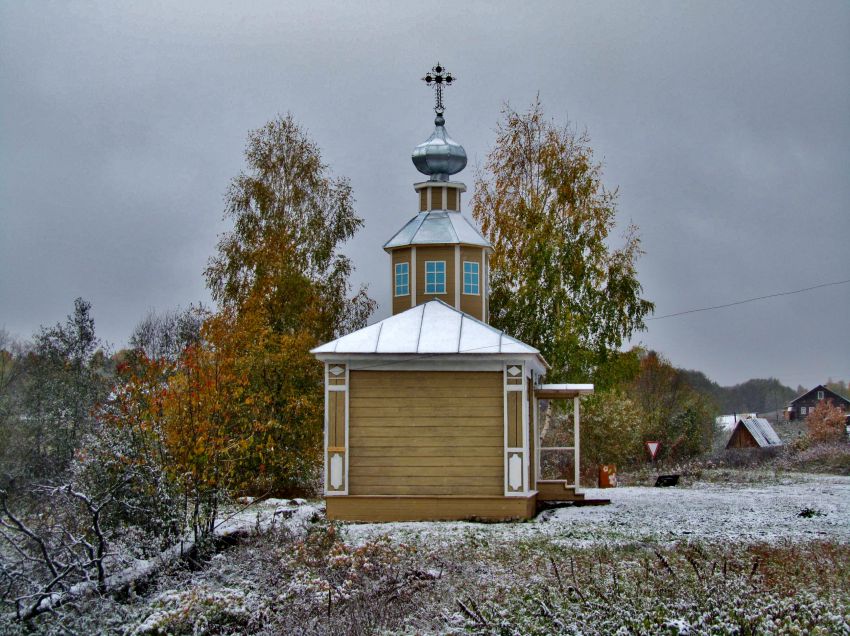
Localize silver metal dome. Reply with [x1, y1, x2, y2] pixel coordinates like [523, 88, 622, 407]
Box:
[411, 114, 467, 181]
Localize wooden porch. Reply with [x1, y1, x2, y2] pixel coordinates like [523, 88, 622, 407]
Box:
[536, 480, 611, 506]
[534, 384, 611, 507]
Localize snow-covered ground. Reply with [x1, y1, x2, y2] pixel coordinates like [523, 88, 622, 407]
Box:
[342, 473, 850, 547]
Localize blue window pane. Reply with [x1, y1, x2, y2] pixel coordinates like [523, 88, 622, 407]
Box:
[425, 261, 445, 294]
[394, 262, 409, 296]
[463, 261, 479, 295]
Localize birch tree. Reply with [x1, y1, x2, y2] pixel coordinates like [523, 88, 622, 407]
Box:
[472, 99, 653, 385]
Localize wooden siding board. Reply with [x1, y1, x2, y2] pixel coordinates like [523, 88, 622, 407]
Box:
[351, 475, 502, 486]
[328, 392, 339, 447]
[326, 495, 536, 522]
[334, 392, 345, 446]
[349, 456, 503, 467]
[507, 392, 521, 447]
[352, 371, 501, 388]
[351, 446, 502, 458]
[353, 426, 505, 438]
[352, 391, 500, 401]
[432, 188, 443, 209]
[348, 371, 503, 496]
[350, 409, 504, 420]
[345, 484, 504, 496]
[446, 188, 458, 210]
[350, 466, 502, 477]
[349, 438, 502, 448]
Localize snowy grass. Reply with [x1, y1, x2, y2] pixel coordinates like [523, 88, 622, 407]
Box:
[4, 472, 849, 634]
[342, 473, 850, 549]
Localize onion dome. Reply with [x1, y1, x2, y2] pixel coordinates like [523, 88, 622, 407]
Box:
[411, 114, 467, 181]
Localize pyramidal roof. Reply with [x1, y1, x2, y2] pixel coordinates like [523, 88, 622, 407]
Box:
[383, 210, 491, 250]
[311, 299, 541, 358]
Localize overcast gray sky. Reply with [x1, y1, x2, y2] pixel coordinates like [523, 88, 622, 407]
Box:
[1, 1, 848, 389]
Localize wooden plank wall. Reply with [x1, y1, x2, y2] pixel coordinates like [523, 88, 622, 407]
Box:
[348, 370, 504, 496]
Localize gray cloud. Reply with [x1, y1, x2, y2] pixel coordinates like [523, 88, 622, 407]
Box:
[1, 1, 848, 388]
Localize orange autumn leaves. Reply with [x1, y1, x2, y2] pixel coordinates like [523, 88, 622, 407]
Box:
[156, 306, 325, 495]
[107, 114, 374, 497]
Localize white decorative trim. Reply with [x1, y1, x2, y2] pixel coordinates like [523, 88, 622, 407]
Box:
[329, 453, 343, 489]
[410, 247, 417, 307]
[344, 365, 350, 495]
[573, 396, 580, 489]
[508, 453, 523, 490]
[317, 354, 542, 373]
[424, 260, 447, 295]
[504, 362, 530, 496]
[462, 260, 481, 296]
[323, 364, 328, 495]
[522, 369, 530, 493]
[324, 363, 349, 496]
[454, 246, 460, 308]
[532, 394, 539, 490]
[393, 262, 410, 297]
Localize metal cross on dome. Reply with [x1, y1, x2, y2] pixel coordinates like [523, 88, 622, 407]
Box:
[422, 62, 455, 115]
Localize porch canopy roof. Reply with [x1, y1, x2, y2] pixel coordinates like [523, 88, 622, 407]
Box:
[534, 383, 594, 399]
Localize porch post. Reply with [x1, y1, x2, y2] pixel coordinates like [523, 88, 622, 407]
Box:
[573, 396, 580, 488]
[533, 393, 539, 489]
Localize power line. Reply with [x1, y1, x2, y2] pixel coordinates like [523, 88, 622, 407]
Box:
[647, 278, 850, 321]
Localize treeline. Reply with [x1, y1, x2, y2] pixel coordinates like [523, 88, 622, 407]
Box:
[678, 371, 797, 415]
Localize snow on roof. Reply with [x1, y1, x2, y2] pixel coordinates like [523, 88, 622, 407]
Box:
[738, 417, 783, 447]
[311, 299, 540, 357]
[716, 413, 757, 431]
[382, 210, 491, 250]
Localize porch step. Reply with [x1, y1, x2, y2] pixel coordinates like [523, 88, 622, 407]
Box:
[536, 480, 585, 502]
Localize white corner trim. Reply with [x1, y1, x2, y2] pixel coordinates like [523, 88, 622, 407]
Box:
[454, 246, 461, 308]
[411, 246, 417, 307]
[323, 363, 328, 495]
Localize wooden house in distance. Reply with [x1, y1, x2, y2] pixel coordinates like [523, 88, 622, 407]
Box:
[726, 417, 783, 450]
[311, 64, 596, 522]
[786, 384, 850, 422]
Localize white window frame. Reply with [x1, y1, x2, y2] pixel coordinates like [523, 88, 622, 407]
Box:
[801, 406, 807, 415]
[425, 260, 446, 294]
[394, 262, 409, 297]
[462, 261, 480, 295]
[817, 390, 824, 400]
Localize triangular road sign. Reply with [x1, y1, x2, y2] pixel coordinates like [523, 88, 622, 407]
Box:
[646, 441, 660, 460]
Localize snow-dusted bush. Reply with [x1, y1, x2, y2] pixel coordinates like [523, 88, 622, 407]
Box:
[131, 587, 257, 635]
[779, 440, 850, 475]
[72, 423, 184, 556]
